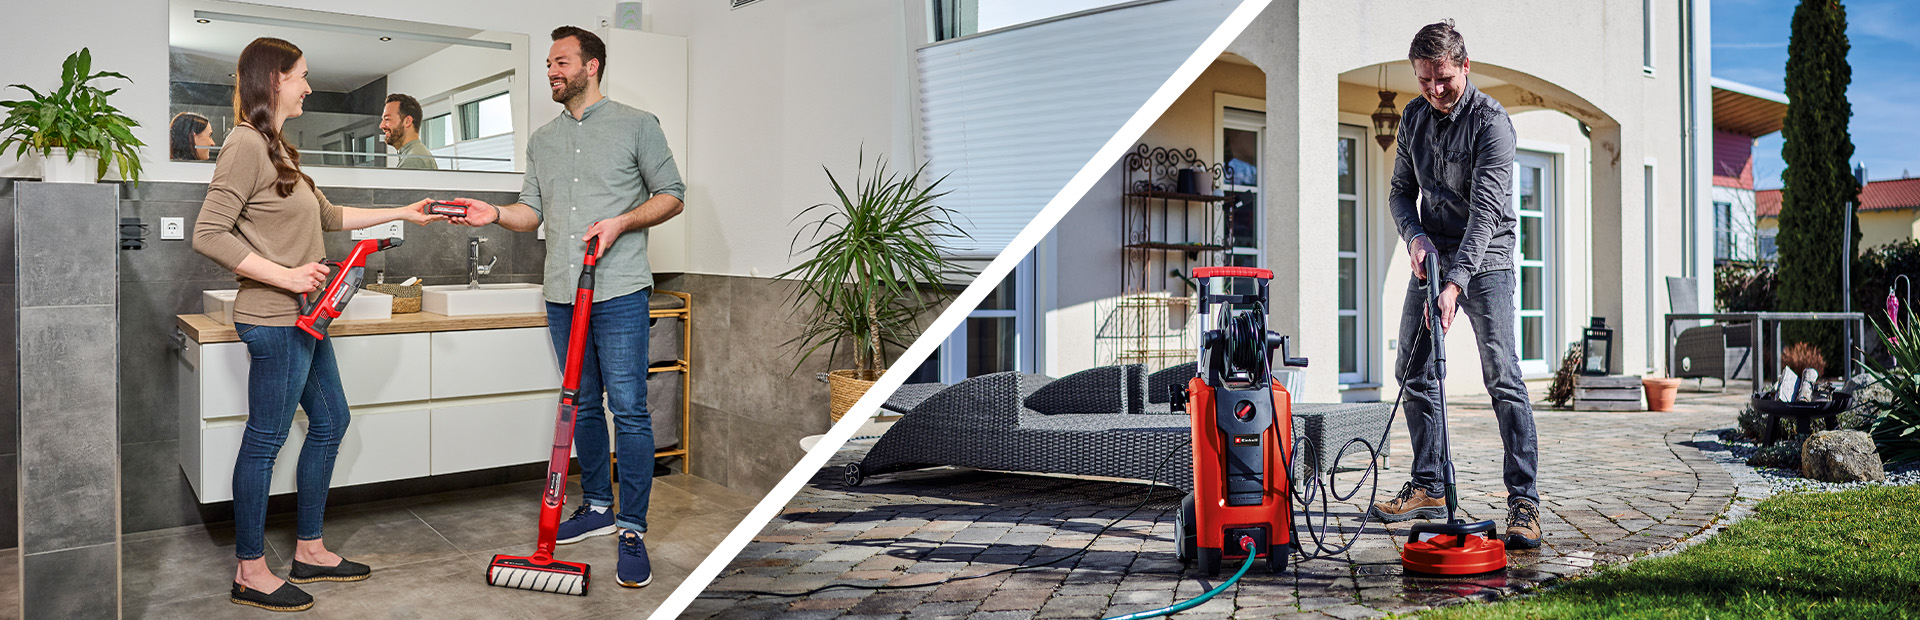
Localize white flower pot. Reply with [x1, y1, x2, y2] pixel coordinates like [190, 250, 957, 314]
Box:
[40, 147, 100, 183]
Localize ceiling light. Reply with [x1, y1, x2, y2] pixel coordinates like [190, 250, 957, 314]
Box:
[196, 18, 210, 23]
[380, 37, 392, 41]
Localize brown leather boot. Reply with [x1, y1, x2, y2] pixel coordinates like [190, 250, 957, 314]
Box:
[1506, 498, 1543, 549]
[1368, 481, 1447, 523]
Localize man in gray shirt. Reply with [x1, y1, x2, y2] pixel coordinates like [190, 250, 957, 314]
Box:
[380, 93, 437, 169]
[451, 25, 685, 588]
[1366, 19, 1540, 550]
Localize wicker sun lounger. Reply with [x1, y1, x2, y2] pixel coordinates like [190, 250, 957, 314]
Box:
[844, 364, 1395, 491]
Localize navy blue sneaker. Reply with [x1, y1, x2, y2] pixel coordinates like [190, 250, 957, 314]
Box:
[617, 529, 652, 587]
[555, 504, 617, 545]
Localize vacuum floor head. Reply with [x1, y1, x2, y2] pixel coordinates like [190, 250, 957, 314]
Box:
[486, 554, 590, 596]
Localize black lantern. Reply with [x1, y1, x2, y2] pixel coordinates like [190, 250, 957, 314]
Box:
[1371, 90, 1401, 151]
[1580, 317, 1614, 376]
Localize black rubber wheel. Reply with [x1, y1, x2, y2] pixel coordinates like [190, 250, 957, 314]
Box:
[843, 463, 865, 487]
[1198, 547, 1222, 578]
[1266, 544, 1289, 574]
[1175, 493, 1197, 563]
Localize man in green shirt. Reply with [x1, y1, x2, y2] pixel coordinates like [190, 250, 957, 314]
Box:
[380, 93, 437, 169]
[449, 25, 684, 590]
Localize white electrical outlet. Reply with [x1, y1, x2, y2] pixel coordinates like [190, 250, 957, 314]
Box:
[351, 221, 405, 241]
[160, 217, 185, 240]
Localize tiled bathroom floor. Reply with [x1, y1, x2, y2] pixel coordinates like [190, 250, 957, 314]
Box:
[118, 473, 757, 619]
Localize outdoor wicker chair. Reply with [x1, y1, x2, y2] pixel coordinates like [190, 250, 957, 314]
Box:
[1667, 276, 1753, 388]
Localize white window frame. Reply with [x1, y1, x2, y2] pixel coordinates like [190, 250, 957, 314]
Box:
[940, 252, 1038, 382]
[1215, 94, 1266, 270]
[1514, 148, 1560, 377]
[1335, 124, 1370, 385]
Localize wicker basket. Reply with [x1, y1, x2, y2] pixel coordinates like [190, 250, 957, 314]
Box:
[827, 368, 885, 423]
[364, 283, 423, 314]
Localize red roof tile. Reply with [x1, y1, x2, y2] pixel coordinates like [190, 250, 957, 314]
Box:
[1755, 177, 1920, 217]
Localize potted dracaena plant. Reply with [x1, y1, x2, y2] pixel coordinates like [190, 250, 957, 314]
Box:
[1, 48, 145, 184]
[780, 150, 968, 423]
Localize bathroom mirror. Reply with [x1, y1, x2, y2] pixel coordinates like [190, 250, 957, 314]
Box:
[168, 0, 528, 172]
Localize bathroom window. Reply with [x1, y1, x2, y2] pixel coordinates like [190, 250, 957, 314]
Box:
[459, 92, 513, 141]
[423, 113, 453, 149]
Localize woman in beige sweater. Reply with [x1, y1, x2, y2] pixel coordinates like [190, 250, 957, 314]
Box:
[193, 37, 444, 612]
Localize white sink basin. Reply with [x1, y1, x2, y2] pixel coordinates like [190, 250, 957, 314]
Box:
[422, 283, 545, 316]
[201, 288, 393, 324]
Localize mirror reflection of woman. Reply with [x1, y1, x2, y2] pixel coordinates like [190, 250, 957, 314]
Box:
[169, 112, 214, 161]
[191, 37, 444, 613]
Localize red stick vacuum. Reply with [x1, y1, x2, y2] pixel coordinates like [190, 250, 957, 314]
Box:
[1399, 254, 1507, 575]
[1171, 266, 1309, 577]
[485, 247, 600, 596]
[295, 237, 401, 340]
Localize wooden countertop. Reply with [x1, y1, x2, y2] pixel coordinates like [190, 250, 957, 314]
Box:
[178, 311, 547, 344]
[179, 289, 690, 344]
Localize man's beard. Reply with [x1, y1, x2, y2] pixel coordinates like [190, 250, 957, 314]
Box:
[384, 127, 403, 148]
[551, 72, 588, 105]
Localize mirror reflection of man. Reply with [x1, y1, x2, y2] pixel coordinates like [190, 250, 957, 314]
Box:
[380, 93, 437, 169]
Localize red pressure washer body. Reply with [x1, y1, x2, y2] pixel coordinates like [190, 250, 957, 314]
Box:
[295, 237, 401, 340]
[1171, 266, 1309, 577]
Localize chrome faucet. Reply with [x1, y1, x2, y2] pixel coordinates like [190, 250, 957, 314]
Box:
[468, 236, 496, 289]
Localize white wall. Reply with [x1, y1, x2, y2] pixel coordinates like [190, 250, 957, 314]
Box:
[0, 0, 608, 191]
[644, 0, 924, 278]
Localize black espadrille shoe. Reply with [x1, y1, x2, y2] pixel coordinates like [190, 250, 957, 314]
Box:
[230, 581, 314, 612]
[288, 557, 372, 584]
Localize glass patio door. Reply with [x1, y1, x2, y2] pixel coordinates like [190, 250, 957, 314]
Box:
[1514, 151, 1555, 376]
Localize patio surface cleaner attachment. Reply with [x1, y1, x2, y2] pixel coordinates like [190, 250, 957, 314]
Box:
[485, 246, 602, 596]
[296, 237, 401, 340]
[1397, 254, 1507, 575]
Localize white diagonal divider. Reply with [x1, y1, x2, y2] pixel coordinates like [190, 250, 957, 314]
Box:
[652, 1, 1274, 616]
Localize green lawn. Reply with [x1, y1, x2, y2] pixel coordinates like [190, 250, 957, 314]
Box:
[1418, 485, 1920, 620]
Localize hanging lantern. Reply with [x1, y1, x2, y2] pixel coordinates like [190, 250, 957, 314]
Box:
[1371, 90, 1401, 151]
[1580, 317, 1615, 376]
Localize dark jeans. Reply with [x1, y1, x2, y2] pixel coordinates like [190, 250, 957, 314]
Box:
[231, 324, 352, 561]
[1394, 269, 1539, 506]
[547, 290, 654, 532]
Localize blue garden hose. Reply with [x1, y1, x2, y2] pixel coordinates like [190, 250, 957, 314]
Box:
[1100, 536, 1258, 620]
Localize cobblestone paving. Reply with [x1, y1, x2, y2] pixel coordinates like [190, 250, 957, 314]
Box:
[686, 384, 1746, 619]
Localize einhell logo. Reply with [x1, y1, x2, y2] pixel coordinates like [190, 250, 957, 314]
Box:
[1230, 434, 1260, 447]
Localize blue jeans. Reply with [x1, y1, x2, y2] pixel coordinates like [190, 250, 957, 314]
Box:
[1394, 269, 1539, 506]
[547, 290, 654, 532]
[231, 324, 352, 561]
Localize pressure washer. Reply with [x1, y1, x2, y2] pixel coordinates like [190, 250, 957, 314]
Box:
[295, 237, 401, 340]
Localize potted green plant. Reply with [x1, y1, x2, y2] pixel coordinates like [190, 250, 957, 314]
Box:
[1, 48, 145, 184]
[781, 151, 968, 422]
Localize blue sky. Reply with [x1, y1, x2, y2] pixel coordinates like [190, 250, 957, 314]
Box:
[1713, 0, 1920, 190]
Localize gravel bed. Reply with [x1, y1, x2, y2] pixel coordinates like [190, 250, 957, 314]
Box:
[1712, 428, 1920, 494]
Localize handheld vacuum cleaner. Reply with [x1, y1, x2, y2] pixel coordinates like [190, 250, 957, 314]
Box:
[485, 246, 602, 596]
[295, 237, 401, 340]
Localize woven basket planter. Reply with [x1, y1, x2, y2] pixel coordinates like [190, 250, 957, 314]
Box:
[827, 369, 884, 423]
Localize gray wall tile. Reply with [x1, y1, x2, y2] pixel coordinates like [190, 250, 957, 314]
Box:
[14, 183, 118, 307]
[22, 542, 118, 619]
[17, 305, 119, 554]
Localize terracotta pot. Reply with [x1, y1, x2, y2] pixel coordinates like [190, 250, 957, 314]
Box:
[1643, 377, 1683, 412]
[827, 368, 884, 423]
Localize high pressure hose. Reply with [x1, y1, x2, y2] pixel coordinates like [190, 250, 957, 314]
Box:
[1099, 536, 1259, 620]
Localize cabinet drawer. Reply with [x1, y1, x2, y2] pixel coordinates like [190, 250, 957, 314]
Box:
[430, 327, 560, 399]
[193, 407, 430, 503]
[430, 394, 558, 475]
[333, 333, 431, 406]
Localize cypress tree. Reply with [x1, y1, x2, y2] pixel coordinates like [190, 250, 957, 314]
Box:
[1777, 0, 1860, 374]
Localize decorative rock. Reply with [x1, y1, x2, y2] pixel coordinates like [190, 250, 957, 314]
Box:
[1800, 430, 1886, 483]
